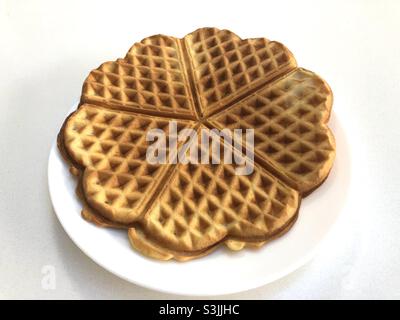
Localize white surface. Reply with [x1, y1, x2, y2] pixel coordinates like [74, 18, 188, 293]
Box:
[1, 0, 399, 299]
[48, 109, 348, 295]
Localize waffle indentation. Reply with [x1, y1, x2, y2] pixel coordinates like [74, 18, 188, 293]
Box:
[210, 69, 335, 193]
[141, 127, 299, 251]
[82, 36, 196, 117]
[184, 28, 297, 116]
[64, 105, 195, 223]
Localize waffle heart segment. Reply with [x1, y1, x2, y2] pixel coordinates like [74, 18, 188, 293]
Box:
[128, 126, 299, 254]
[209, 68, 335, 194]
[61, 104, 196, 223]
[184, 27, 297, 116]
[81, 35, 197, 118]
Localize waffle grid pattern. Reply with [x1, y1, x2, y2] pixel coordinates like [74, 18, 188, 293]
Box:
[210, 68, 335, 193]
[82, 35, 195, 117]
[64, 105, 195, 223]
[143, 130, 299, 251]
[185, 28, 297, 116]
[59, 28, 335, 260]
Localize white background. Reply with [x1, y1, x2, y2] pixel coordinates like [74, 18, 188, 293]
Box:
[1, 0, 399, 299]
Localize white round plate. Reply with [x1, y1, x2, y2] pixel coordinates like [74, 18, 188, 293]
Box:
[48, 107, 349, 296]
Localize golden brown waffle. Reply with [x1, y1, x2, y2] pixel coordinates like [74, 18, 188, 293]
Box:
[81, 35, 197, 118]
[184, 28, 297, 116]
[128, 217, 297, 261]
[61, 104, 196, 223]
[133, 127, 299, 253]
[209, 68, 335, 194]
[58, 27, 335, 261]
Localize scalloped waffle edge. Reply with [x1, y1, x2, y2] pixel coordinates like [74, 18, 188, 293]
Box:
[57, 27, 335, 261]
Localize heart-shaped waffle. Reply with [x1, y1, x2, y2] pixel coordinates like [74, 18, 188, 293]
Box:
[58, 27, 335, 260]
